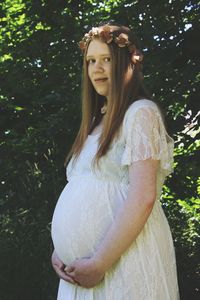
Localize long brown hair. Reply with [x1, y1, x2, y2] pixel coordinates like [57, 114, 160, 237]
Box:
[65, 23, 152, 168]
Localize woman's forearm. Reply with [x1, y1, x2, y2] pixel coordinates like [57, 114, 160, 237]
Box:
[92, 192, 155, 272]
[92, 160, 158, 273]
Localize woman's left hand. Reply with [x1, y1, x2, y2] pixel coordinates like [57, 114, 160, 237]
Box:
[64, 257, 105, 288]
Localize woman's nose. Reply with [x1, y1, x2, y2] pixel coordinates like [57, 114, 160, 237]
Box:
[94, 60, 104, 72]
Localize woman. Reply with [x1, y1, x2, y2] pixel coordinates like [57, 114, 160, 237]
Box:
[51, 23, 180, 299]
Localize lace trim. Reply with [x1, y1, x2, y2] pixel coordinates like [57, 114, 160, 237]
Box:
[121, 101, 174, 176]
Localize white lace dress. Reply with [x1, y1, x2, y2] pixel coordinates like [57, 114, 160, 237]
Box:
[51, 99, 179, 300]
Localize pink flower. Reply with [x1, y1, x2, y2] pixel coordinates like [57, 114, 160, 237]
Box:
[131, 50, 143, 64]
[115, 33, 129, 47]
[99, 25, 113, 43]
[91, 27, 99, 35]
[79, 40, 86, 50]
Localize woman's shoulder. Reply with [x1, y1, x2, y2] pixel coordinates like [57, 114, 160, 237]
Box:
[124, 99, 159, 122]
[127, 98, 158, 113]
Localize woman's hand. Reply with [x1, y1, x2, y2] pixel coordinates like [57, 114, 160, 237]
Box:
[65, 257, 105, 288]
[51, 250, 77, 285]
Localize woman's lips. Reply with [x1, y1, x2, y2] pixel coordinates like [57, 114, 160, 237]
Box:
[94, 78, 108, 83]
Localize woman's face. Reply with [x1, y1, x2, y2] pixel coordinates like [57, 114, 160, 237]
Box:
[86, 39, 111, 99]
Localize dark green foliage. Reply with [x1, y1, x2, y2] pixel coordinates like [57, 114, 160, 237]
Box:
[0, 1, 199, 299]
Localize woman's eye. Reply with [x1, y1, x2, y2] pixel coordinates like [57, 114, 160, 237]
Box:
[104, 57, 111, 62]
[87, 59, 95, 64]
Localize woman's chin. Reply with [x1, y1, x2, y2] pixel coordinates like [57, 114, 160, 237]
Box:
[95, 88, 109, 97]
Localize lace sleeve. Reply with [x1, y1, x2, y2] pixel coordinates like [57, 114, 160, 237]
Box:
[121, 101, 174, 176]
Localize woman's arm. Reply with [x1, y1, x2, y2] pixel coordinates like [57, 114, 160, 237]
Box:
[92, 158, 159, 272]
[65, 158, 159, 287]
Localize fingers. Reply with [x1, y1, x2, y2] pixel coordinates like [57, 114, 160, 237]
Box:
[64, 266, 75, 273]
[65, 271, 75, 279]
[59, 272, 76, 284]
[64, 269, 81, 286]
[53, 265, 76, 285]
[51, 251, 64, 269]
[55, 260, 64, 269]
[51, 251, 77, 285]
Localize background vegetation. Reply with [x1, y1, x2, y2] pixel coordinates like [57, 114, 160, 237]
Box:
[0, 0, 199, 299]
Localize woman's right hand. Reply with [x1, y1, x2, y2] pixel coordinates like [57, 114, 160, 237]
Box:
[51, 250, 77, 285]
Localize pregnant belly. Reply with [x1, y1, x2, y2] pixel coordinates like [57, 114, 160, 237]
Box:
[51, 178, 125, 265]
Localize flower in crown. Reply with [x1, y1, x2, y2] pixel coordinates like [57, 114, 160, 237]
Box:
[114, 33, 130, 47]
[79, 40, 86, 50]
[89, 27, 99, 36]
[99, 25, 113, 43]
[131, 49, 144, 64]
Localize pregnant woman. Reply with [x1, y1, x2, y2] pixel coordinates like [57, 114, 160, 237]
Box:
[51, 22, 180, 299]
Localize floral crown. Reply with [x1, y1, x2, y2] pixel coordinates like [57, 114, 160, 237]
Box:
[78, 25, 143, 64]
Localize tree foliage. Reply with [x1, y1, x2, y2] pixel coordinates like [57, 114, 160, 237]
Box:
[0, 1, 199, 299]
